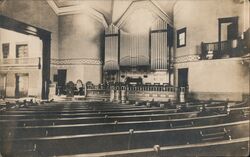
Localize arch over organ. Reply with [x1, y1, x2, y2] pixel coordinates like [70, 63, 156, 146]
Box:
[103, 0, 174, 85]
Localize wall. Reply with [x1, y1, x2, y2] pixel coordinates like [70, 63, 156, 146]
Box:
[0, 28, 42, 58]
[175, 58, 249, 101]
[174, 0, 246, 57]
[56, 64, 102, 85]
[57, 13, 105, 85]
[0, 28, 42, 98]
[173, 0, 249, 101]
[0, 0, 59, 59]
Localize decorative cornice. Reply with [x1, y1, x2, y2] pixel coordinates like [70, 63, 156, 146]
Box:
[116, 0, 173, 28]
[46, 0, 108, 28]
[174, 55, 201, 64]
[51, 58, 103, 65]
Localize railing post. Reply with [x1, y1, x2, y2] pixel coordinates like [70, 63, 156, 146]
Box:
[201, 42, 204, 59]
[38, 57, 41, 69]
[179, 87, 185, 103]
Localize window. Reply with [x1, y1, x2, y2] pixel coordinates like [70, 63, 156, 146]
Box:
[177, 28, 186, 48]
[16, 44, 28, 58]
[2, 43, 9, 58]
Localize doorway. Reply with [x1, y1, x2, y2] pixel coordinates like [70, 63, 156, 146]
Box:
[0, 74, 7, 98]
[178, 68, 188, 88]
[57, 69, 67, 95]
[218, 17, 238, 55]
[15, 74, 29, 98]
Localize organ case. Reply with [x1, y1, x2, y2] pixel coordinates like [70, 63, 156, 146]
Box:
[103, 24, 119, 71]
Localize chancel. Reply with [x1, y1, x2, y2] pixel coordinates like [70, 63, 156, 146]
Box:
[0, 0, 249, 156]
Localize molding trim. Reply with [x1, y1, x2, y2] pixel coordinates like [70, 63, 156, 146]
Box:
[51, 58, 103, 66]
[0, 66, 40, 71]
[175, 55, 201, 64]
[116, 0, 173, 28]
[46, 0, 108, 28]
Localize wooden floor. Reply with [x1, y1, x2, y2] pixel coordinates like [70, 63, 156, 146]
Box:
[0, 100, 249, 157]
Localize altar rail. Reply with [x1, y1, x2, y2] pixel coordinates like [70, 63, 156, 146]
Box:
[86, 84, 182, 102]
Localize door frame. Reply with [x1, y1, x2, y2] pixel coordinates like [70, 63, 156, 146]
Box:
[0, 74, 7, 98]
[15, 73, 29, 98]
[178, 68, 188, 88]
[218, 16, 238, 54]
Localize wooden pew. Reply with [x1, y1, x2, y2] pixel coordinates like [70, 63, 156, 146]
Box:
[56, 137, 249, 157]
[0, 111, 199, 127]
[0, 109, 180, 120]
[0, 120, 248, 157]
[1, 106, 248, 127]
[0, 114, 231, 138]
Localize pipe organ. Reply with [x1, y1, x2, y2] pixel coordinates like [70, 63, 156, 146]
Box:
[120, 31, 149, 67]
[103, 19, 174, 84]
[150, 19, 169, 70]
[103, 24, 119, 71]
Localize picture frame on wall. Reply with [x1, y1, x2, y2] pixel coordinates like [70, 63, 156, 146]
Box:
[177, 27, 186, 48]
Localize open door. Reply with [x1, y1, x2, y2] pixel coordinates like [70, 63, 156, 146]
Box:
[15, 74, 29, 98]
[0, 74, 7, 98]
[57, 69, 67, 95]
[227, 23, 238, 40]
[178, 68, 188, 88]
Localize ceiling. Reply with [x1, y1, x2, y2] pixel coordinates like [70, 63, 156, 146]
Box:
[51, 0, 177, 24]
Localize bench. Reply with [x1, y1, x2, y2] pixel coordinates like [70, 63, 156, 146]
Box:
[0, 120, 248, 156]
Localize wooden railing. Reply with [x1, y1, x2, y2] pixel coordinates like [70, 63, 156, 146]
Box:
[86, 83, 179, 92]
[85, 83, 182, 102]
[0, 57, 41, 68]
[201, 37, 248, 60]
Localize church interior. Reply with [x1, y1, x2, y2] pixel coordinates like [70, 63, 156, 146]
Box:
[0, 0, 249, 156]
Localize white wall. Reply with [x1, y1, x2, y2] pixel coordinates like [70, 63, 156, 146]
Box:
[1, 0, 59, 59]
[173, 0, 249, 101]
[0, 28, 43, 98]
[175, 58, 249, 101]
[0, 28, 42, 59]
[57, 13, 105, 85]
[174, 0, 246, 57]
[56, 64, 102, 85]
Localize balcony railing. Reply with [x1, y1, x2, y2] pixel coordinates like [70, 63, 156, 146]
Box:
[201, 37, 249, 60]
[0, 57, 41, 69]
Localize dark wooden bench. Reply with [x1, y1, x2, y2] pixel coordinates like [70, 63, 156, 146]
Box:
[0, 111, 199, 127]
[0, 120, 248, 157]
[0, 114, 230, 138]
[54, 137, 249, 157]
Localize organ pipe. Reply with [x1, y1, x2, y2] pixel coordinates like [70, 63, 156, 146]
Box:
[120, 30, 149, 67]
[104, 24, 119, 71]
[104, 19, 172, 70]
[150, 19, 168, 70]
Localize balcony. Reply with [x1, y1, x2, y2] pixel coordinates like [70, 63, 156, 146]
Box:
[0, 57, 41, 69]
[201, 37, 249, 60]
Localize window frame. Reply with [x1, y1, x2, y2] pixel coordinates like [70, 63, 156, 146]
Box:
[177, 27, 187, 48]
[2, 43, 10, 59]
[16, 43, 28, 58]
